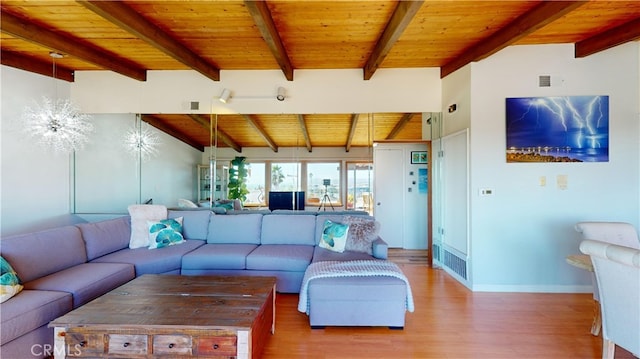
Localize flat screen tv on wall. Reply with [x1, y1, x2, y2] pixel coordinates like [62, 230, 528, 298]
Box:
[268, 191, 305, 211]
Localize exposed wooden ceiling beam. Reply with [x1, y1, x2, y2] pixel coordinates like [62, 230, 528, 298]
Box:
[440, 1, 587, 78]
[345, 113, 359, 152]
[215, 128, 243, 153]
[1, 50, 75, 82]
[242, 115, 278, 152]
[386, 113, 414, 140]
[244, 0, 294, 81]
[575, 18, 640, 58]
[364, 1, 424, 80]
[296, 115, 312, 152]
[79, 0, 220, 82]
[142, 115, 204, 152]
[0, 11, 147, 81]
[187, 114, 210, 129]
[188, 114, 242, 153]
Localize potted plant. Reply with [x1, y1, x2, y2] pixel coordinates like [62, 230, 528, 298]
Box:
[228, 156, 249, 203]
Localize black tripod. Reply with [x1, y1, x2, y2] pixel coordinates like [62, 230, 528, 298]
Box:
[317, 184, 334, 211]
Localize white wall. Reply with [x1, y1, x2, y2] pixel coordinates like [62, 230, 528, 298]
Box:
[72, 68, 442, 114]
[441, 65, 472, 135]
[1, 66, 76, 236]
[466, 43, 640, 292]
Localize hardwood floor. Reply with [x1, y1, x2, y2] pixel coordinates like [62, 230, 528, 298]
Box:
[387, 248, 430, 265]
[262, 263, 636, 359]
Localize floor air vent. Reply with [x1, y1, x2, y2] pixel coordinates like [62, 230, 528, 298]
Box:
[444, 249, 467, 280]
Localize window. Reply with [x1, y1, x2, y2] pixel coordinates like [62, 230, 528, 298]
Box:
[307, 162, 341, 205]
[244, 162, 266, 206]
[270, 162, 301, 191]
[346, 162, 373, 214]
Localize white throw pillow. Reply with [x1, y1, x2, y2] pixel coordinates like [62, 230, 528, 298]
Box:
[177, 199, 198, 208]
[128, 204, 168, 249]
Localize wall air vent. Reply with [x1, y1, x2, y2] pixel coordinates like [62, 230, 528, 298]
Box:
[538, 75, 551, 87]
[190, 101, 200, 110]
[444, 249, 467, 280]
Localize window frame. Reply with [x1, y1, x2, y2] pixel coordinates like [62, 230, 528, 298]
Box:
[306, 161, 343, 207]
[345, 161, 374, 214]
[242, 161, 266, 207]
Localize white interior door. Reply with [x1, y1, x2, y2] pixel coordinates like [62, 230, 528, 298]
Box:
[374, 147, 404, 248]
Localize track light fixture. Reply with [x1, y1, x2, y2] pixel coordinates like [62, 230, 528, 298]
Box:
[276, 87, 285, 101]
[217, 87, 287, 103]
[218, 88, 231, 103]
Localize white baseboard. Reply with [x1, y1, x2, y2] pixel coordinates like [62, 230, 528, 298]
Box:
[471, 284, 593, 293]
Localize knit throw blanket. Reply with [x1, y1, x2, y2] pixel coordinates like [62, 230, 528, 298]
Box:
[297, 260, 415, 314]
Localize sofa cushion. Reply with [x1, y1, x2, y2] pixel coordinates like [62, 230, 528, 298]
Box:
[207, 213, 263, 244]
[246, 245, 313, 271]
[318, 220, 349, 253]
[77, 216, 131, 261]
[0, 226, 87, 283]
[91, 239, 204, 275]
[0, 256, 23, 303]
[181, 244, 258, 270]
[0, 289, 72, 345]
[261, 215, 316, 245]
[23, 262, 134, 308]
[148, 217, 185, 249]
[168, 210, 212, 240]
[128, 204, 168, 249]
[2, 323, 57, 358]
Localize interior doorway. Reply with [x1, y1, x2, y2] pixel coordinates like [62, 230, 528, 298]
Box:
[374, 147, 405, 247]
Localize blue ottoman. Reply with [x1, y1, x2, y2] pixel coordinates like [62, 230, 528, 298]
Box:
[307, 275, 408, 328]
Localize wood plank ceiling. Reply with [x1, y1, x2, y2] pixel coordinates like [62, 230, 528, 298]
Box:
[2, 1, 639, 152]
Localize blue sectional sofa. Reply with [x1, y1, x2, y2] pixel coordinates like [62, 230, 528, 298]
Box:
[0, 209, 391, 358]
[181, 212, 388, 292]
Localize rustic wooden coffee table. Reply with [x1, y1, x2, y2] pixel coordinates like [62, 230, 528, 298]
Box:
[49, 275, 276, 359]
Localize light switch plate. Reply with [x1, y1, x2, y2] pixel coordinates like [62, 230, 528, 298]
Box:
[557, 175, 568, 190]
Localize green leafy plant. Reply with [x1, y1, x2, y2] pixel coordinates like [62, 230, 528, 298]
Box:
[228, 156, 249, 202]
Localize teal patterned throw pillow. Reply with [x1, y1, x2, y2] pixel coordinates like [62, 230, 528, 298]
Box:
[319, 220, 349, 253]
[148, 217, 185, 249]
[1, 256, 23, 303]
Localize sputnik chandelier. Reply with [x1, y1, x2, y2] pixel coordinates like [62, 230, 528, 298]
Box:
[23, 97, 94, 153]
[123, 115, 161, 161]
[22, 52, 93, 153]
